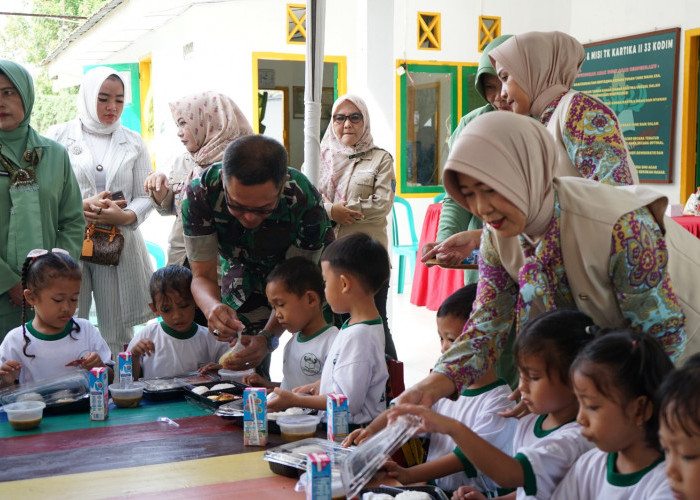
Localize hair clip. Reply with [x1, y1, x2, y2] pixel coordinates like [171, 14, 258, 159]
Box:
[585, 325, 595, 336]
[631, 339, 638, 348]
[26, 248, 70, 260]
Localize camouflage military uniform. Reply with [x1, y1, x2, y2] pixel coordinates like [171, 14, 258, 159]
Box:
[182, 165, 333, 332]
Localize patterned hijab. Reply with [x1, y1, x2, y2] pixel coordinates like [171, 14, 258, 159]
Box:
[442, 112, 556, 241]
[168, 91, 253, 167]
[0, 60, 34, 165]
[489, 31, 586, 119]
[319, 94, 375, 202]
[77, 66, 125, 135]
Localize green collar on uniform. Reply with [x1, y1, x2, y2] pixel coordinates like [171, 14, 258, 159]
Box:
[160, 320, 198, 339]
[606, 452, 664, 487]
[533, 413, 576, 438]
[341, 317, 382, 329]
[461, 378, 508, 397]
[297, 324, 333, 343]
[25, 319, 74, 341]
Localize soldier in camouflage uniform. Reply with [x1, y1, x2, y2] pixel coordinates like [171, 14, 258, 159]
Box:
[182, 135, 332, 377]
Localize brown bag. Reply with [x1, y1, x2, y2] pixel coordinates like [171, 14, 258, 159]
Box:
[80, 223, 124, 266]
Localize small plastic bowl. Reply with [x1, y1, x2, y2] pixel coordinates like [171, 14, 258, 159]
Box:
[219, 368, 255, 383]
[108, 382, 145, 408]
[277, 414, 321, 443]
[4, 400, 46, 430]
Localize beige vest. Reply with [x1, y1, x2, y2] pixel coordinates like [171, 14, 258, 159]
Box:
[494, 177, 700, 364]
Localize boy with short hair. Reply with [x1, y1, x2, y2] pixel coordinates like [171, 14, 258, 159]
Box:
[243, 257, 338, 390]
[127, 265, 230, 379]
[268, 233, 390, 425]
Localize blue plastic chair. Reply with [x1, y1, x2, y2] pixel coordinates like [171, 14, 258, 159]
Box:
[433, 192, 446, 203]
[391, 196, 419, 294]
[145, 240, 166, 269]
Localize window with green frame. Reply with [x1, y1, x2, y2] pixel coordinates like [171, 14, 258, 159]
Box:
[398, 63, 484, 195]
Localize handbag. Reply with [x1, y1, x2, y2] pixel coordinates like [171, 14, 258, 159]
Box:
[80, 223, 125, 266]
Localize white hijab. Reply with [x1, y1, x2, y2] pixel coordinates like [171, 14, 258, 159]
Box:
[77, 66, 124, 135]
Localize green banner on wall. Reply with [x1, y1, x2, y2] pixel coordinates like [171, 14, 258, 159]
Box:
[573, 28, 680, 183]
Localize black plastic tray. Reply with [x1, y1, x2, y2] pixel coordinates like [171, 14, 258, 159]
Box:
[360, 485, 450, 500]
[142, 387, 185, 402]
[183, 380, 247, 410]
[43, 394, 90, 415]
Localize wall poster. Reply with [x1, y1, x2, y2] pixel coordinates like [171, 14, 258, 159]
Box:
[573, 28, 680, 183]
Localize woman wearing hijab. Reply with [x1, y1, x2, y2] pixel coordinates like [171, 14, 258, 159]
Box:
[0, 60, 84, 339]
[319, 93, 396, 359]
[145, 91, 254, 267]
[489, 30, 639, 186]
[47, 66, 153, 355]
[395, 111, 684, 409]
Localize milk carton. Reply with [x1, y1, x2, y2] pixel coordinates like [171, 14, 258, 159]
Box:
[89, 366, 109, 421]
[305, 452, 331, 500]
[118, 352, 133, 384]
[326, 393, 348, 442]
[243, 387, 267, 446]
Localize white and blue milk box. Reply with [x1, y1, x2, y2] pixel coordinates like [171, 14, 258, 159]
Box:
[89, 366, 109, 421]
[118, 351, 133, 384]
[326, 393, 348, 442]
[243, 387, 267, 446]
[306, 452, 331, 500]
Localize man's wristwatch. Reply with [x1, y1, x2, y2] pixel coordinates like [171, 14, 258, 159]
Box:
[260, 329, 279, 352]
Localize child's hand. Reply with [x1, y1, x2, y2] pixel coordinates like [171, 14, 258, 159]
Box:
[342, 427, 374, 447]
[267, 388, 298, 412]
[243, 372, 273, 388]
[497, 389, 530, 419]
[381, 459, 411, 485]
[131, 339, 155, 358]
[0, 360, 21, 386]
[198, 362, 221, 374]
[80, 352, 104, 371]
[388, 404, 458, 437]
[292, 380, 320, 395]
[452, 486, 488, 500]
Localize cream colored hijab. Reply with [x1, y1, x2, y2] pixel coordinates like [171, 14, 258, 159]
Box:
[443, 112, 557, 240]
[169, 91, 253, 167]
[319, 94, 375, 202]
[77, 66, 124, 135]
[489, 31, 585, 119]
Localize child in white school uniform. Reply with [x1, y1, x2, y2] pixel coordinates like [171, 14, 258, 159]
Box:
[127, 265, 229, 379]
[345, 284, 516, 497]
[241, 257, 338, 390]
[390, 309, 596, 500]
[552, 328, 674, 499]
[0, 249, 113, 387]
[267, 233, 389, 425]
[659, 354, 700, 500]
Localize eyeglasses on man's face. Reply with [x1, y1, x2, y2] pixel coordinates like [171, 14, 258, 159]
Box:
[332, 113, 363, 124]
[223, 187, 281, 216]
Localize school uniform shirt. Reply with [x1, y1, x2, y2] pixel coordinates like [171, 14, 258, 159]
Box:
[127, 321, 229, 379]
[513, 413, 594, 500]
[428, 379, 516, 494]
[280, 325, 339, 391]
[0, 318, 111, 384]
[319, 318, 388, 424]
[552, 448, 672, 499]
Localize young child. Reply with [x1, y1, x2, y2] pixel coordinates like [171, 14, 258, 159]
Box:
[267, 232, 389, 425]
[243, 257, 338, 390]
[127, 265, 229, 379]
[390, 309, 596, 500]
[346, 284, 516, 497]
[658, 353, 700, 500]
[0, 249, 112, 387]
[552, 329, 674, 498]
